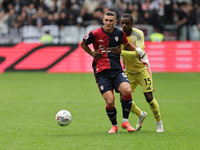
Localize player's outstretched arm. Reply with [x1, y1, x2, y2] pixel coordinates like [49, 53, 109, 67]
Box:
[124, 41, 145, 58]
[110, 46, 138, 58]
[121, 50, 138, 57]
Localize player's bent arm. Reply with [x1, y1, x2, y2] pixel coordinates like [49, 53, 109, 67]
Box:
[121, 50, 138, 58]
[124, 41, 137, 51]
[81, 40, 94, 57]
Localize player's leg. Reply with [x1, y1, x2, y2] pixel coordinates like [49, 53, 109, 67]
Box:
[126, 71, 147, 131]
[118, 81, 135, 132]
[102, 90, 118, 133]
[118, 82, 132, 121]
[120, 89, 146, 124]
[141, 68, 164, 132]
[144, 92, 164, 132]
[96, 72, 118, 133]
[125, 72, 144, 116]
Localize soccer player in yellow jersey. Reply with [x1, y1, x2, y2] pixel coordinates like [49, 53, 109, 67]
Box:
[111, 13, 164, 132]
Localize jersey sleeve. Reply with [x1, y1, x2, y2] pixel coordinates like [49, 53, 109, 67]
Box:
[83, 31, 94, 45]
[135, 30, 145, 50]
[121, 31, 128, 44]
[121, 50, 138, 58]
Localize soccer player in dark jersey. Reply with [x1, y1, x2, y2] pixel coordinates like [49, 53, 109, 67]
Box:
[81, 11, 145, 133]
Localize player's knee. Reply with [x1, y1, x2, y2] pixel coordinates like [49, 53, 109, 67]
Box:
[145, 95, 153, 102]
[106, 104, 115, 110]
[105, 97, 115, 106]
[120, 93, 123, 103]
[107, 101, 115, 107]
[122, 87, 132, 101]
[123, 94, 132, 100]
[123, 87, 132, 95]
[144, 92, 153, 102]
[146, 98, 153, 102]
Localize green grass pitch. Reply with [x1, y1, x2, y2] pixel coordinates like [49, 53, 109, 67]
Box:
[0, 72, 199, 150]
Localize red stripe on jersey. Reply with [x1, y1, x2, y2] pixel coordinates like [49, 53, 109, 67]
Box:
[83, 27, 128, 74]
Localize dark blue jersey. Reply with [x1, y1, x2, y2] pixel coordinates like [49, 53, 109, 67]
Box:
[83, 26, 128, 74]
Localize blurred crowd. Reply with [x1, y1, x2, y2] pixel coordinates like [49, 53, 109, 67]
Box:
[0, 0, 200, 39]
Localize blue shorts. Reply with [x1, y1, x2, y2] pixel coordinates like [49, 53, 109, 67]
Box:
[95, 69, 130, 94]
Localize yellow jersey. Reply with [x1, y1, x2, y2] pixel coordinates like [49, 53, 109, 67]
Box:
[121, 28, 150, 73]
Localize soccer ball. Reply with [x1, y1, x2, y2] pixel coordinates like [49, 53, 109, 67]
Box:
[55, 110, 72, 126]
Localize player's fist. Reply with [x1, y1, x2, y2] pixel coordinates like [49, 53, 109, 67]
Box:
[92, 50, 103, 59]
[135, 48, 145, 58]
[111, 46, 121, 55]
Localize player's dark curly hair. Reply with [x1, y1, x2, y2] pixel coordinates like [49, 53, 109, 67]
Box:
[121, 13, 134, 23]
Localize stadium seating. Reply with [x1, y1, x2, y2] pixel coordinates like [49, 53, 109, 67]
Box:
[0, 24, 199, 44]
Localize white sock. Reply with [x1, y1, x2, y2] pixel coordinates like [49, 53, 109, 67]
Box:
[122, 118, 128, 123]
[138, 111, 144, 117]
[157, 120, 163, 125]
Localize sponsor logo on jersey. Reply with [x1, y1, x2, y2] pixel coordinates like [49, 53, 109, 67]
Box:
[99, 39, 103, 42]
[146, 87, 151, 90]
[98, 44, 106, 51]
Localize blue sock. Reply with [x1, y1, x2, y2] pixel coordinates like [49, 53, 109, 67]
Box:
[106, 107, 117, 125]
[121, 99, 132, 119]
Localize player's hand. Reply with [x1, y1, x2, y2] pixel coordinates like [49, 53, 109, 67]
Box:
[137, 54, 143, 61]
[110, 46, 121, 55]
[92, 50, 103, 59]
[135, 48, 145, 59]
[138, 53, 146, 60]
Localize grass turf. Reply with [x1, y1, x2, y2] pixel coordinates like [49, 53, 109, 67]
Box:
[0, 72, 199, 150]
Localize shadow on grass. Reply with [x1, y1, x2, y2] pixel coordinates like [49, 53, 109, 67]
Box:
[48, 129, 160, 137]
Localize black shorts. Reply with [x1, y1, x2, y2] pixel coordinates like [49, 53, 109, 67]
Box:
[95, 69, 130, 94]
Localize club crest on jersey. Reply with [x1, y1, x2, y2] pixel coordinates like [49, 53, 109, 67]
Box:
[115, 36, 119, 42]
